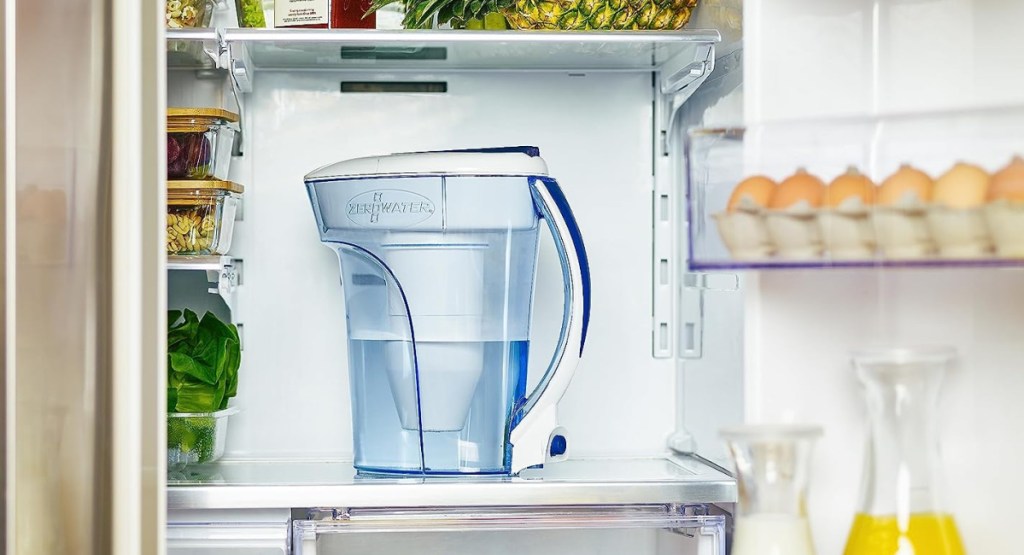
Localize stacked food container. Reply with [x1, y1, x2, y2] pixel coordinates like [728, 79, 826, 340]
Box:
[166, 108, 243, 469]
[166, 108, 243, 257]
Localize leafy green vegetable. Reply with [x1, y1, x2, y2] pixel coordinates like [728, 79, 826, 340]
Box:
[167, 309, 240, 413]
[167, 309, 239, 464]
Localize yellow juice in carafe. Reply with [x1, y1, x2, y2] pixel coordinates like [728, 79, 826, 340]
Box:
[843, 513, 965, 555]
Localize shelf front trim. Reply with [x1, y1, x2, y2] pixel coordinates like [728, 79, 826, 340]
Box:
[222, 28, 721, 45]
[689, 258, 1024, 271]
[167, 28, 719, 74]
[167, 455, 736, 510]
[167, 254, 233, 271]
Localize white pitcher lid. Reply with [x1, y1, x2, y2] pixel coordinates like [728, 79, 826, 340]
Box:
[305, 147, 549, 181]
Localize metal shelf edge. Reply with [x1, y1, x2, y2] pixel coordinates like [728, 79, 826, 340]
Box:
[167, 255, 232, 271]
[166, 28, 220, 41]
[220, 28, 722, 45]
[167, 456, 737, 510]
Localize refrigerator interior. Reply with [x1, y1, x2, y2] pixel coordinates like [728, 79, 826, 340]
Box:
[165, 17, 741, 553]
[168, 68, 690, 460]
[165, 0, 1024, 553]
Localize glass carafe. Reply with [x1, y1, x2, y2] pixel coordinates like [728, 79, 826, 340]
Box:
[722, 425, 822, 555]
[844, 347, 965, 555]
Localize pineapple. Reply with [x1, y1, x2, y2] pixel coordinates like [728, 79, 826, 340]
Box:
[371, 0, 697, 30]
[504, 0, 697, 29]
[373, 0, 515, 29]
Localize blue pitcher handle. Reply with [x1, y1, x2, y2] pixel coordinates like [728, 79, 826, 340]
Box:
[510, 176, 591, 473]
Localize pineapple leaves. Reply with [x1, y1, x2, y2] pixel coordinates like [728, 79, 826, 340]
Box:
[369, 0, 508, 28]
[452, 0, 468, 18]
[413, 0, 452, 26]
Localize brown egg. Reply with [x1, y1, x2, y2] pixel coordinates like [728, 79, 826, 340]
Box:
[727, 175, 776, 212]
[987, 156, 1024, 202]
[825, 166, 876, 208]
[933, 162, 990, 209]
[877, 164, 933, 206]
[769, 168, 825, 209]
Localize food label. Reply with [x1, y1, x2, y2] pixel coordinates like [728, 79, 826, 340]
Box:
[346, 189, 436, 227]
[275, 0, 329, 27]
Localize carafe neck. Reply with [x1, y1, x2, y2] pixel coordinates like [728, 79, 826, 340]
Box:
[857, 360, 946, 516]
[722, 426, 821, 518]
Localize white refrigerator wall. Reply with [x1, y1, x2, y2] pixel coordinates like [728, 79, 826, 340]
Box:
[744, 0, 1024, 553]
[167, 71, 680, 461]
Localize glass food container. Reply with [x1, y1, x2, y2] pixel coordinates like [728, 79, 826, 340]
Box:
[722, 424, 822, 555]
[235, 0, 267, 27]
[167, 407, 238, 468]
[167, 108, 238, 181]
[166, 180, 243, 256]
[165, 0, 215, 28]
[844, 347, 966, 555]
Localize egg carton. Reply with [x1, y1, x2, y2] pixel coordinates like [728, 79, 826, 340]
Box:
[714, 201, 1024, 261]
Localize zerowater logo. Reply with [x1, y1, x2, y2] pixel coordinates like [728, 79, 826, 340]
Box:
[346, 189, 436, 227]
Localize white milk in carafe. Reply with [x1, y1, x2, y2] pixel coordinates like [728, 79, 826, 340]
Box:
[731, 514, 816, 555]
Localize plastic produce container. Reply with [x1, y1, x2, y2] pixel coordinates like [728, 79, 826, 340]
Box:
[167, 180, 243, 256]
[166, 0, 214, 28]
[167, 108, 238, 180]
[294, 505, 725, 555]
[167, 407, 238, 467]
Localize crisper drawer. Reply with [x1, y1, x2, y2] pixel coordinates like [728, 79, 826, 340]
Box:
[167, 509, 290, 555]
[293, 504, 726, 555]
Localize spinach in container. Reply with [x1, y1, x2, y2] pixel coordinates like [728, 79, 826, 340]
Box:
[167, 309, 241, 466]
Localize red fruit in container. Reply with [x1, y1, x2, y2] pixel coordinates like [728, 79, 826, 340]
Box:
[168, 134, 183, 164]
[185, 134, 210, 163]
[168, 156, 187, 178]
[167, 108, 238, 181]
[184, 134, 212, 178]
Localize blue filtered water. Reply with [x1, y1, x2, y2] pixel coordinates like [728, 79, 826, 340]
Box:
[349, 339, 529, 475]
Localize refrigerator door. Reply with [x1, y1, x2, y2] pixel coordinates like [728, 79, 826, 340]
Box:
[293, 505, 725, 555]
[3, 0, 164, 551]
[737, 1, 1024, 553]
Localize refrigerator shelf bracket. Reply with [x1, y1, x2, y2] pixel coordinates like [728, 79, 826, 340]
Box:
[166, 29, 223, 71]
[217, 30, 251, 154]
[224, 37, 254, 94]
[683, 273, 739, 291]
[660, 42, 716, 95]
[658, 42, 715, 156]
[206, 258, 241, 314]
[650, 42, 719, 360]
[200, 39, 221, 68]
[678, 272, 738, 360]
[652, 153, 675, 359]
[226, 39, 251, 155]
[651, 49, 715, 360]
[166, 255, 241, 313]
